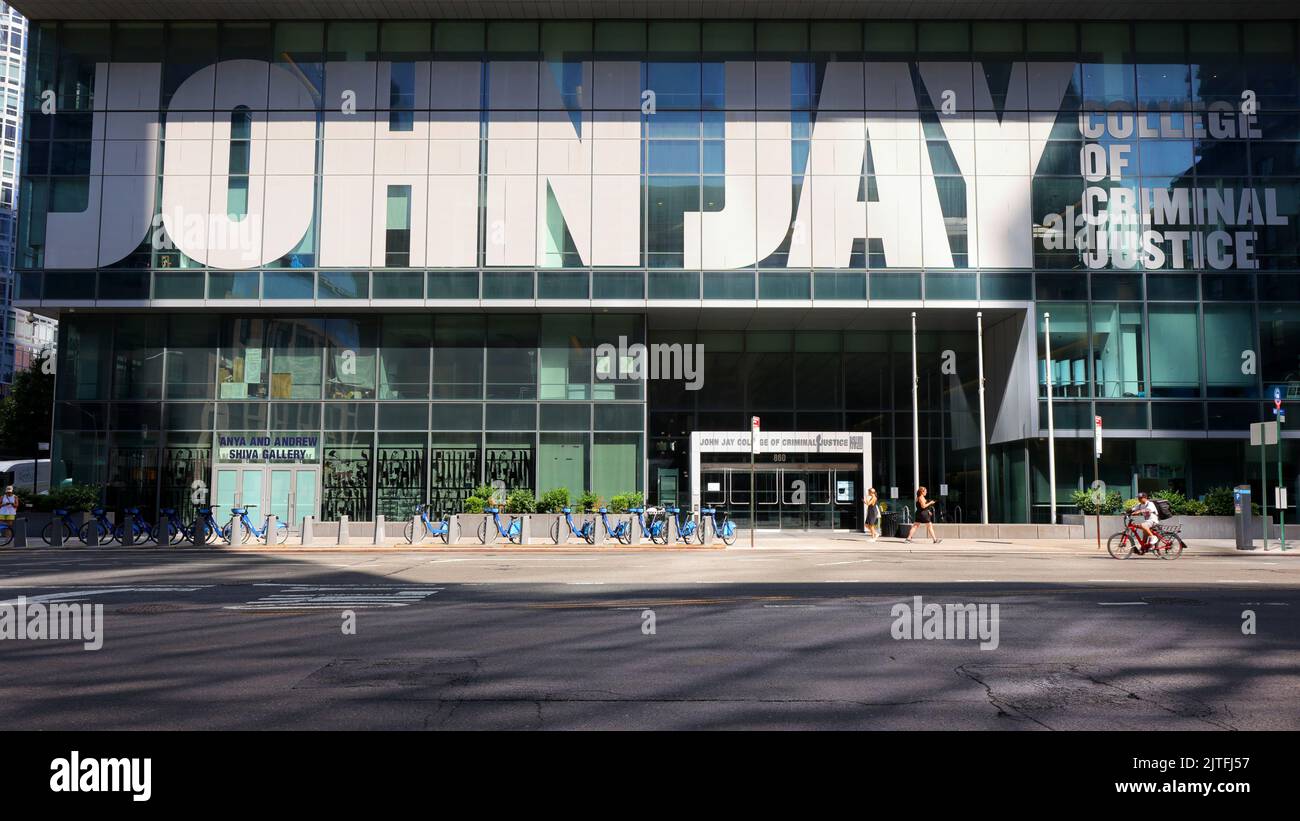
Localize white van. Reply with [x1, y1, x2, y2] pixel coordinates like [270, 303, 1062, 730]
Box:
[0, 459, 51, 495]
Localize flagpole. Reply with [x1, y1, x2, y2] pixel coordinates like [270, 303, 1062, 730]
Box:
[1044, 312, 1058, 525]
[911, 311, 920, 501]
[977, 311, 989, 524]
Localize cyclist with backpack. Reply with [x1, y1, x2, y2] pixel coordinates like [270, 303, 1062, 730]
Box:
[1127, 491, 1159, 548]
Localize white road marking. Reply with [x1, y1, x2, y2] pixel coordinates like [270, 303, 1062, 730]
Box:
[1098, 602, 1148, 606]
[816, 559, 874, 566]
[0, 586, 210, 605]
[1215, 579, 1265, 583]
[226, 585, 443, 610]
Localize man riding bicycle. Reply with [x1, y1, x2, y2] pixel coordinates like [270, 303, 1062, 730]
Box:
[1128, 491, 1159, 548]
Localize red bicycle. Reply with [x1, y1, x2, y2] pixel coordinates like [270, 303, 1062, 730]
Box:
[1107, 513, 1185, 560]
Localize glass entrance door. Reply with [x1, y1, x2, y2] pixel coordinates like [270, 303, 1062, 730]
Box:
[213, 465, 319, 530]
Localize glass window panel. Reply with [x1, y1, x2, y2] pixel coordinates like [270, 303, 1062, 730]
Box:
[325, 317, 378, 400]
[485, 403, 536, 431]
[433, 315, 484, 400]
[1149, 304, 1200, 397]
[540, 403, 591, 431]
[379, 315, 431, 399]
[268, 318, 324, 400]
[486, 315, 538, 400]
[1091, 303, 1146, 398]
[431, 403, 483, 430]
[1203, 304, 1257, 398]
[428, 271, 479, 300]
[378, 403, 428, 430]
[324, 402, 375, 430]
[593, 433, 642, 498]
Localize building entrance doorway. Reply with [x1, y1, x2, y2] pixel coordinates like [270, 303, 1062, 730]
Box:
[699, 463, 862, 530]
[213, 465, 319, 531]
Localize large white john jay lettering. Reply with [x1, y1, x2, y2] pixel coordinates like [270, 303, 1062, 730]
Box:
[45, 60, 1081, 271]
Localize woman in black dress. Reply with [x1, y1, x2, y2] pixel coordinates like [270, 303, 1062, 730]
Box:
[863, 487, 880, 541]
[903, 486, 942, 544]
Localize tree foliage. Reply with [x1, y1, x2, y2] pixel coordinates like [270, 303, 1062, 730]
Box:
[0, 366, 54, 459]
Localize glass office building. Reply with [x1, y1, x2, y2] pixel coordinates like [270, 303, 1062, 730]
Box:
[10, 3, 1300, 527]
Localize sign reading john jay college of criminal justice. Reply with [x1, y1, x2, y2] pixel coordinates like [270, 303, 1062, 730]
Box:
[41, 59, 1287, 273]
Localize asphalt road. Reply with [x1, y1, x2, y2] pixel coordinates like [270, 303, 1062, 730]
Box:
[0, 544, 1297, 730]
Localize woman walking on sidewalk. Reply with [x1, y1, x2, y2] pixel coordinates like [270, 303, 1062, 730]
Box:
[863, 487, 880, 542]
[903, 486, 941, 544]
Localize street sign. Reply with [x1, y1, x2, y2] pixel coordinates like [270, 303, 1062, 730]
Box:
[939, 483, 949, 497]
[890, 486, 899, 500]
[37, 442, 49, 451]
[1277, 487, 1289, 510]
[751, 416, 761, 455]
[1274, 386, 1283, 409]
[1250, 421, 1280, 446]
[1094, 415, 1103, 457]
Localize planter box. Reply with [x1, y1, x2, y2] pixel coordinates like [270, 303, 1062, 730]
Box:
[1077, 514, 1272, 540]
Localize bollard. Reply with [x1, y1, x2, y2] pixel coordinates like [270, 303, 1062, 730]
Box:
[190, 516, 206, 546]
[86, 519, 99, 547]
[372, 514, 385, 545]
[337, 515, 350, 546]
[51, 518, 63, 548]
[13, 518, 27, 548]
[301, 515, 315, 546]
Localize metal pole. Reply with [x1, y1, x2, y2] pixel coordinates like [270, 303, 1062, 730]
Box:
[1093, 417, 1101, 552]
[1044, 312, 1058, 525]
[1279, 417, 1287, 550]
[749, 426, 755, 549]
[911, 311, 920, 501]
[976, 311, 989, 524]
[1261, 434, 1268, 550]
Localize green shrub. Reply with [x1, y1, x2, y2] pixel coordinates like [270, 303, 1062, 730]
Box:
[505, 488, 536, 514]
[576, 490, 600, 512]
[1182, 499, 1208, 517]
[1070, 488, 1124, 515]
[1203, 487, 1235, 516]
[608, 492, 644, 513]
[462, 496, 485, 514]
[471, 484, 498, 504]
[537, 488, 569, 513]
[27, 483, 102, 513]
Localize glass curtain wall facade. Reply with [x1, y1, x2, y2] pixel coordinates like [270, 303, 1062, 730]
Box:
[14, 17, 1300, 523]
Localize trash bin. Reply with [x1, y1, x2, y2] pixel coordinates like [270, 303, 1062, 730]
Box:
[880, 512, 901, 539]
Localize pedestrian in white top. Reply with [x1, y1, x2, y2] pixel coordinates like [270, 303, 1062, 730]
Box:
[0, 485, 19, 526]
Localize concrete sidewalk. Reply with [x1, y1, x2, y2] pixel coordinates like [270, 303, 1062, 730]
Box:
[7, 532, 1297, 557]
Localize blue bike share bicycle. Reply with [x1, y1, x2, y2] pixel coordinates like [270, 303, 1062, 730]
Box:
[629, 506, 669, 545]
[113, 507, 155, 545]
[153, 507, 187, 546]
[43, 509, 82, 545]
[406, 503, 451, 544]
[188, 504, 231, 544]
[552, 507, 595, 544]
[598, 507, 632, 545]
[479, 506, 522, 544]
[700, 507, 738, 545]
[78, 507, 119, 545]
[227, 504, 290, 545]
[666, 507, 698, 544]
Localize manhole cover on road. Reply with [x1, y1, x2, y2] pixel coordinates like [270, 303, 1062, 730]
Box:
[295, 657, 480, 689]
[1141, 596, 1206, 606]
